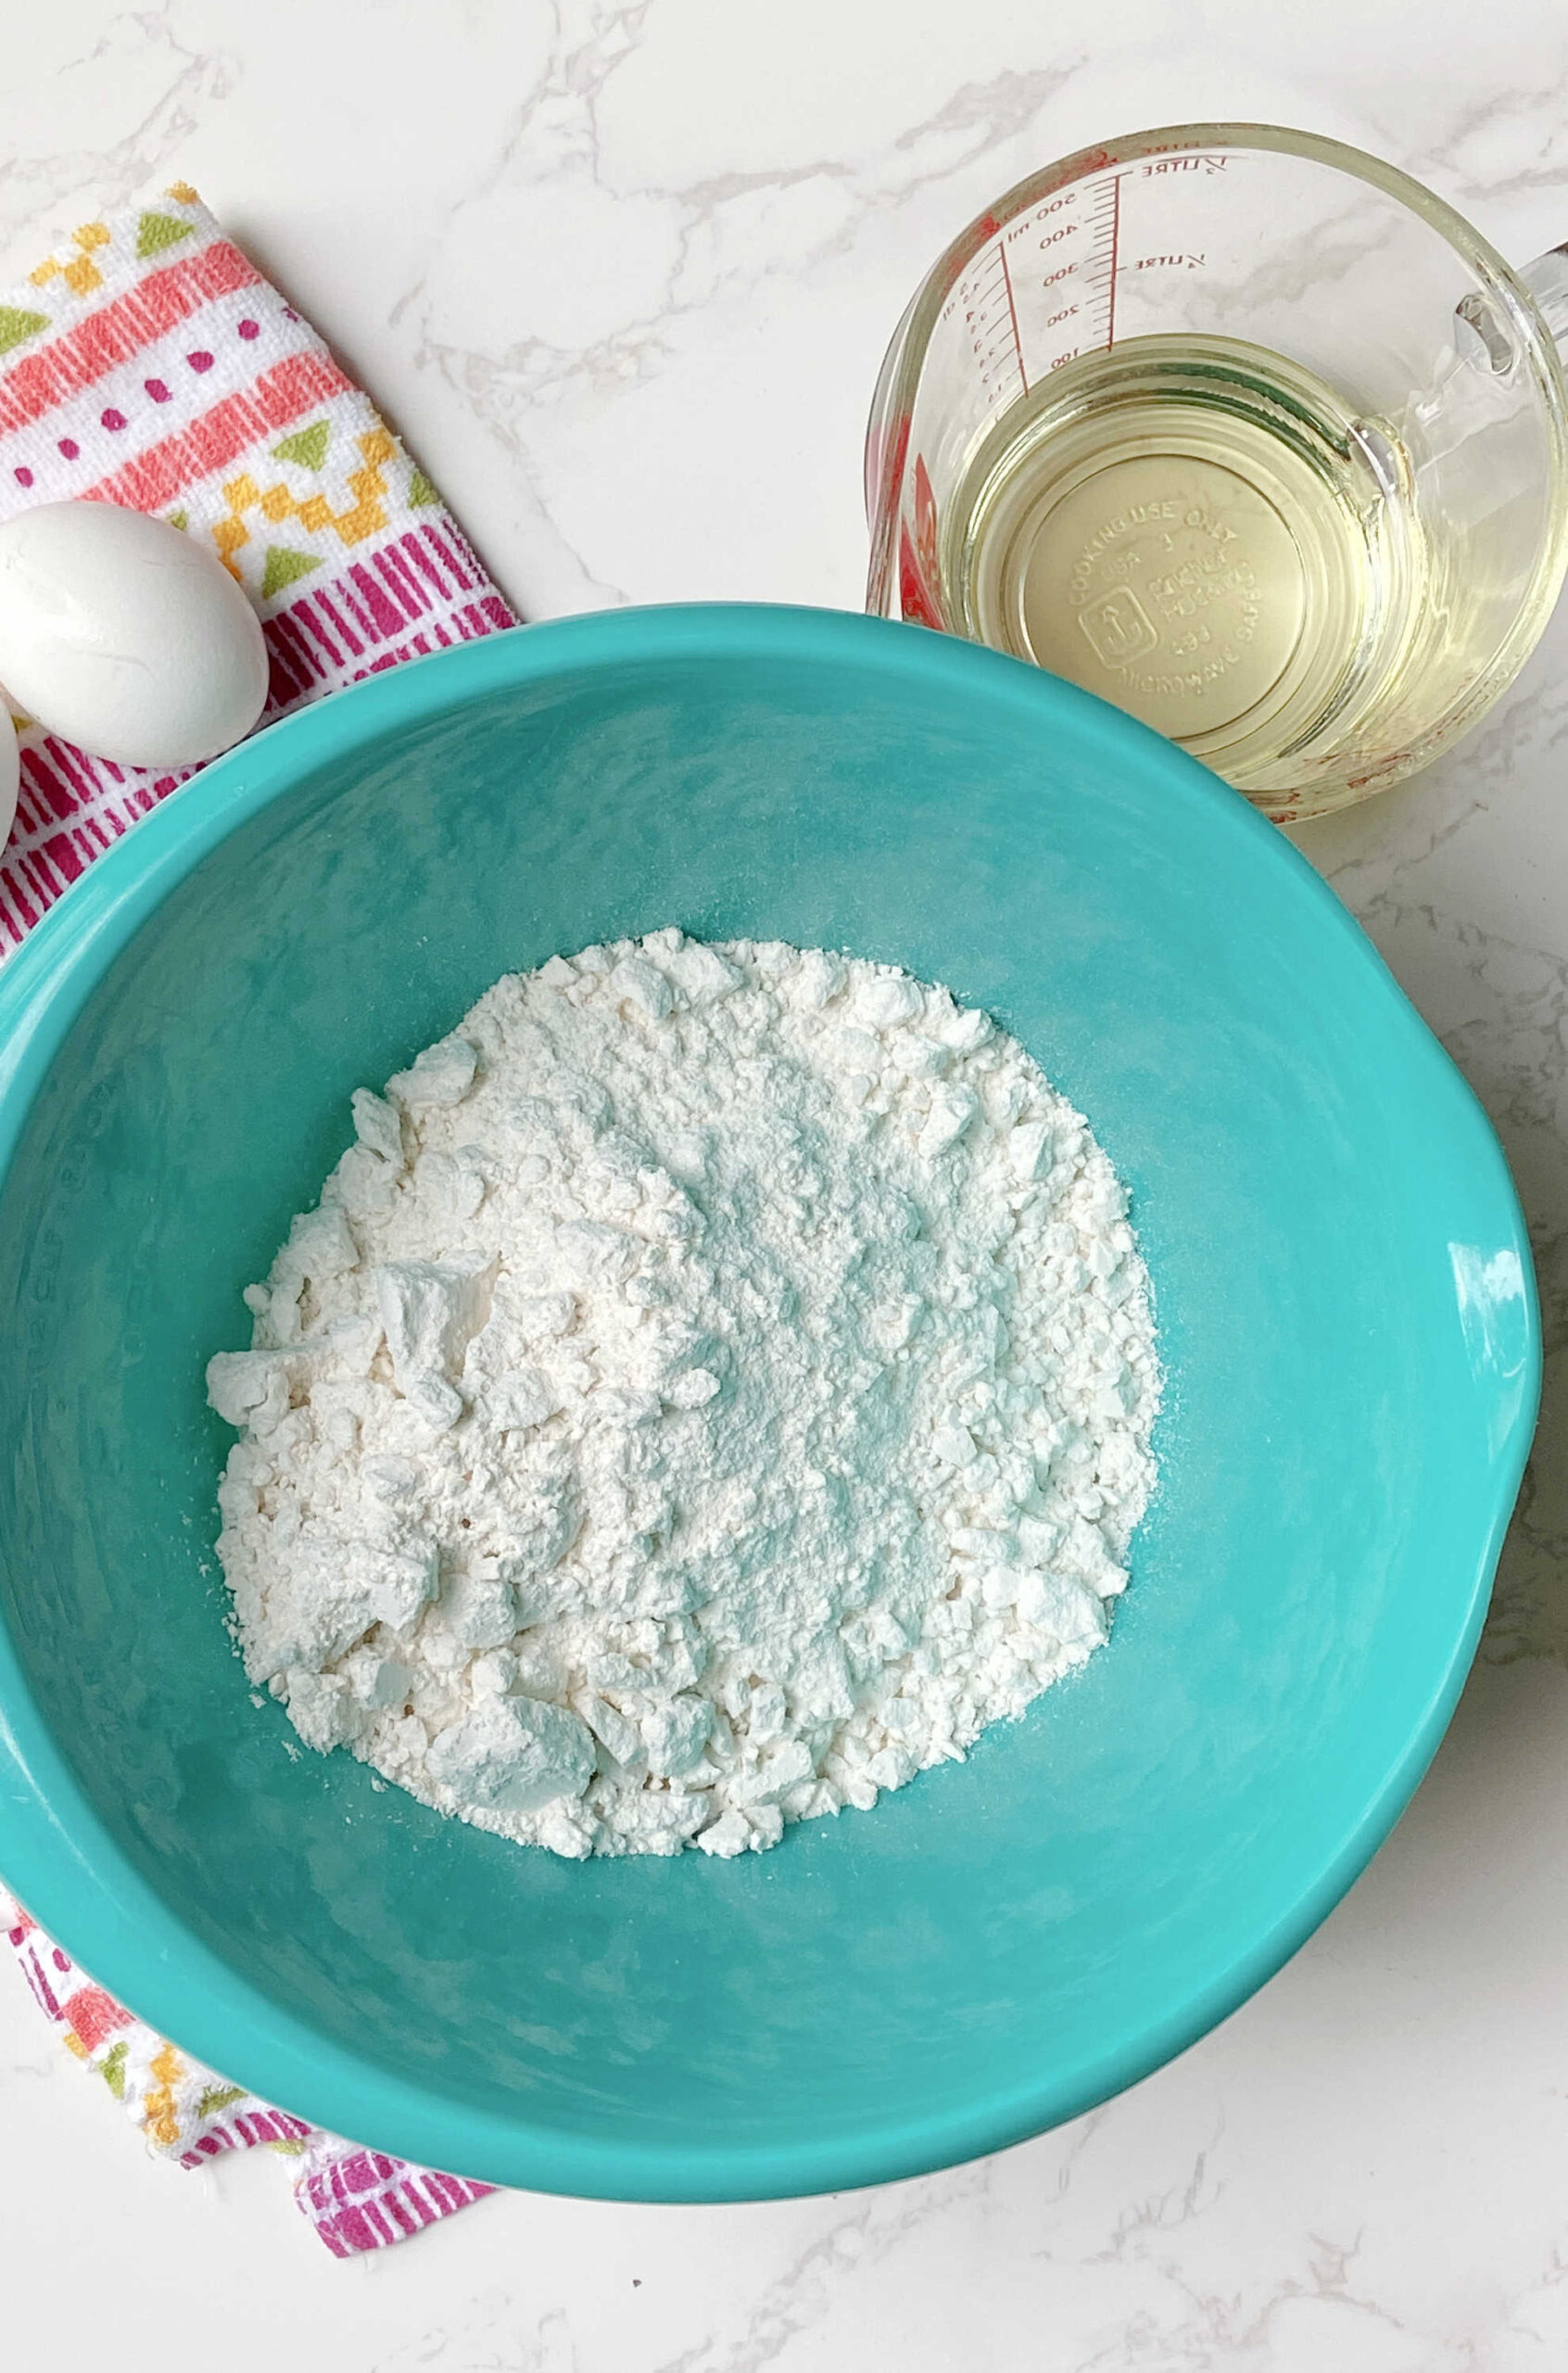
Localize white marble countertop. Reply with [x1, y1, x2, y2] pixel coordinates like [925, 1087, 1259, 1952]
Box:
[6, 3, 1568, 2364]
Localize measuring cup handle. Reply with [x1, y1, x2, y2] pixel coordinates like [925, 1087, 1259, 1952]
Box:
[1520, 246, 1568, 349]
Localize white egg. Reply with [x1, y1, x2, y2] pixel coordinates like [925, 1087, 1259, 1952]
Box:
[0, 707, 17, 849]
[0, 502, 269, 769]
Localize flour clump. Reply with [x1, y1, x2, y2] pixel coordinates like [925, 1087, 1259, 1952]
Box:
[209, 932, 1160, 1859]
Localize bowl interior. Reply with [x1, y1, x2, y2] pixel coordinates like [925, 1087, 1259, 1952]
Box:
[0, 609, 1534, 2199]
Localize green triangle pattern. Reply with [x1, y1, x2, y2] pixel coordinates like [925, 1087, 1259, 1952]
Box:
[272, 420, 331, 471]
[196, 2081, 247, 2118]
[408, 465, 439, 508]
[260, 544, 323, 600]
[166, 508, 188, 532]
[0, 306, 48, 357]
[136, 211, 195, 260]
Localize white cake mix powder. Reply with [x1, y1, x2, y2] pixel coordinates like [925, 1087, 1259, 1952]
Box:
[208, 932, 1160, 1859]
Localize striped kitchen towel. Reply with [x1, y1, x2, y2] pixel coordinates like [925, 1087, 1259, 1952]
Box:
[0, 182, 516, 956]
[3, 1894, 494, 2253]
[0, 185, 515, 2250]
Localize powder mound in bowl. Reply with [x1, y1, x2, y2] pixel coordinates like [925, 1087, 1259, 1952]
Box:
[208, 932, 1161, 1859]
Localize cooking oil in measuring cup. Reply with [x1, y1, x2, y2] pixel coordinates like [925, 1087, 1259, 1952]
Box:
[947, 334, 1421, 786]
[866, 130, 1568, 819]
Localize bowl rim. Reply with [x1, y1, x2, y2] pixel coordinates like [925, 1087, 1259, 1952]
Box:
[0, 602, 1538, 2201]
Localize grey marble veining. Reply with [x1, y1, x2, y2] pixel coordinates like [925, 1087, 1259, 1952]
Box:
[5, 4, 1568, 2364]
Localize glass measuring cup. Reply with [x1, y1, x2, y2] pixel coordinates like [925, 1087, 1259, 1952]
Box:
[865, 124, 1568, 819]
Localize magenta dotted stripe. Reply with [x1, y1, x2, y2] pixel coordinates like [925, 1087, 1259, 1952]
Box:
[13, 317, 268, 484]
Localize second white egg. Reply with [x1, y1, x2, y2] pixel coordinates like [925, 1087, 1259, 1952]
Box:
[0, 501, 269, 769]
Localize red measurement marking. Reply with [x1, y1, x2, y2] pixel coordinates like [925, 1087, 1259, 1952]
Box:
[999, 239, 1029, 396]
[1106, 171, 1120, 350]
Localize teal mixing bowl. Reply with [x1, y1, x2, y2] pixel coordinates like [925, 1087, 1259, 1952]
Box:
[0, 606, 1536, 2200]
